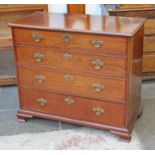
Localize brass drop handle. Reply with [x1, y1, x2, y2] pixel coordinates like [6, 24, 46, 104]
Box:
[91, 59, 104, 70]
[91, 39, 103, 48]
[91, 83, 104, 92]
[64, 97, 74, 105]
[35, 75, 45, 83]
[92, 107, 104, 116]
[63, 52, 72, 60]
[33, 52, 44, 62]
[64, 74, 74, 81]
[37, 98, 47, 106]
[32, 33, 42, 42]
[61, 33, 72, 42]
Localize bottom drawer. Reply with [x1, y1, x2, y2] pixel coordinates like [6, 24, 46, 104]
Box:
[19, 88, 125, 127]
[143, 54, 155, 72]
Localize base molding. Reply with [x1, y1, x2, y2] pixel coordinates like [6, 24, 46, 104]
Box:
[0, 76, 16, 86]
[110, 130, 131, 141]
[16, 109, 142, 142]
[17, 111, 33, 122]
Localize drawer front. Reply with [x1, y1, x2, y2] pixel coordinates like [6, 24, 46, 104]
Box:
[18, 67, 126, 102]
[144, 19, 155, 35]
[15, 46, 126, 78]
[143, 54, 155, 72]
[13, 28, 127, 53]
[144, 36, 155, 52]
[20, 88, 125, 127]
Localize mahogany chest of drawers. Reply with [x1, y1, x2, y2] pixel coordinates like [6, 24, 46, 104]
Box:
[109, 6, 155, 80]
[9, 12, 144, 141]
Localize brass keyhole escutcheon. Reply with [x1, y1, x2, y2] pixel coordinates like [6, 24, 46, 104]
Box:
[92, 107, 104, 116]
[64, 97, 74, 105]
[37, 98, 47, 106]
[91, 59, 104, 70]
[91, 83, 104, 92]
[64, 74, 74, 81]
[91, 39, 103, 48]
[61, 33, 72, 42]
[63, 52, 72, 60]
[33, 52, 44, 62]
[35, 75, 45, 83]
[32, 33, 42, 42]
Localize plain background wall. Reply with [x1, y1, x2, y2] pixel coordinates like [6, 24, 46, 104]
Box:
[48, 4, 102, 15]
[48, 4, 67, 13]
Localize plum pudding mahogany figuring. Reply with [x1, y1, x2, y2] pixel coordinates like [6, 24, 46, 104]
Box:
[8, 12, 145, 142]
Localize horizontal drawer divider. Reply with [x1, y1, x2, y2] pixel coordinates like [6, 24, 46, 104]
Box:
[19, 86, 127, 104]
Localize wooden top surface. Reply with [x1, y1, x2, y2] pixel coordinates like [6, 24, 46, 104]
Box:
[8, 11, 145, 37]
